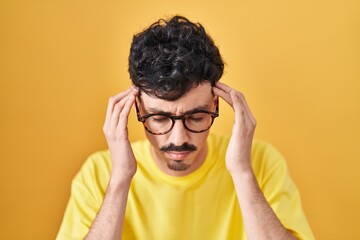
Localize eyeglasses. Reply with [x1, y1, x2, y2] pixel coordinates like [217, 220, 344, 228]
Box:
[135, 100, 219, 135]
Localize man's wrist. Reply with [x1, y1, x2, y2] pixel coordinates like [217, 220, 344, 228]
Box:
[229, 168, 256, 183]
[109, 173, 134, 188]
[227, 160, 253, 178]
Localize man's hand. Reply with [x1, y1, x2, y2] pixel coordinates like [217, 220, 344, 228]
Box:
[213, 82, 257, 176]
[213, 82, 296, 239]
[103, 86, 139, 181]
[85, 86, 139, 240]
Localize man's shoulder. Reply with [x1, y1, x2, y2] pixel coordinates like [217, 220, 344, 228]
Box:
[208, 133, 280, 156]
[83, 149, 111, 168]
[209, 133, 286, 171]
[83, 139, 149, 166]
[75, 150, 112, 183]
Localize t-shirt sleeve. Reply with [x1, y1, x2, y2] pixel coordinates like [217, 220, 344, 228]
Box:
[56, 151, 110, 240]
[252, 141, 315, 240]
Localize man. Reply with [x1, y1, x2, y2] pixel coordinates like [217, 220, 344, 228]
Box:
[57, 16, 314, 239]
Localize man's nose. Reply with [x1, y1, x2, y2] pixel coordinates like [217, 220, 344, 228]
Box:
[168, 120, 189, 146]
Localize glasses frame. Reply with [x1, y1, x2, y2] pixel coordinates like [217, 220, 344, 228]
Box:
[135, 99, 219, 135]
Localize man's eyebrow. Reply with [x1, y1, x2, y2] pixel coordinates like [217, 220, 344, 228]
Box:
[146, 105, 211, 115]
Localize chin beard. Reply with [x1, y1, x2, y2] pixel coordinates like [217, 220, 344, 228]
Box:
[167, 161, 190, 171]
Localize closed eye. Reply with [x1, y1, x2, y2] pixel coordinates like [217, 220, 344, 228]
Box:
[188, 116, 204, 122]
[150, 116, 169, 123]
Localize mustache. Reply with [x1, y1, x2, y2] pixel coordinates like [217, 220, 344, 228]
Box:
[160, 142, 197, 152]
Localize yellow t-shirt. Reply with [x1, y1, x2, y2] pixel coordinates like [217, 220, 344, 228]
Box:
[57, 133, 314, 240]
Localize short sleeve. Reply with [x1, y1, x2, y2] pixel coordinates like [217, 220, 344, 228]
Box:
[252, 141, 315, 240]
[56, 151, 110, 240]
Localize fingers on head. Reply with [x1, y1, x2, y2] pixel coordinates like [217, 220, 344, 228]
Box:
[212, 87, 224, 97]
[229, 89, 244, 107]
[108, 89, 137, 114]
[117, 95, 135, 128]
[232, 92, 256, 125]
[215, 82, 231, 91]
[108, 96, 130, 129]
[109, 87, 137, 105]
[213, 87, 233, 105]
[113, 95, 132, 116]
[104, 88, 138, 133]
[214, 85, 257, 126]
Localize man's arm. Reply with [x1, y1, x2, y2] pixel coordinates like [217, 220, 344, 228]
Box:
[84, 177, 131, 240]
[231, 170, 296, 240]
[214, 82, 296, 240]
[85, 87, 139, 240]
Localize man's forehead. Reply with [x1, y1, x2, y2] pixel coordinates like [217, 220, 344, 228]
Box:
[139, 83, 214, 112]
[141, 83, 213, 100]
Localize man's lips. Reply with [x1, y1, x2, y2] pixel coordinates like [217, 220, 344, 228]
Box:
[165, 151, 192, 160]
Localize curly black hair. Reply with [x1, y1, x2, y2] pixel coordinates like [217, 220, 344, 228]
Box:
[128, 15, 224, 101]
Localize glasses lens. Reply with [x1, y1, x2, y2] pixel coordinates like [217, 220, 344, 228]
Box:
[185, 112, 213, 132]
[144, 115, 173, 134]
[142, 112, 216, 135]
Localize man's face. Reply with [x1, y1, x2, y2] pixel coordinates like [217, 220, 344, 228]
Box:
[137, 83, 217, 176]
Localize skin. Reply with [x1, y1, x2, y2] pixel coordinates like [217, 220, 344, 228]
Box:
[137, 83, 217, 176]
[85, 82, 296, 240]
[213, 82, 296, 240]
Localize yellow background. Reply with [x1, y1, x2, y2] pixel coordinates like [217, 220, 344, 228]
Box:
[1, 0, 359, 239]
